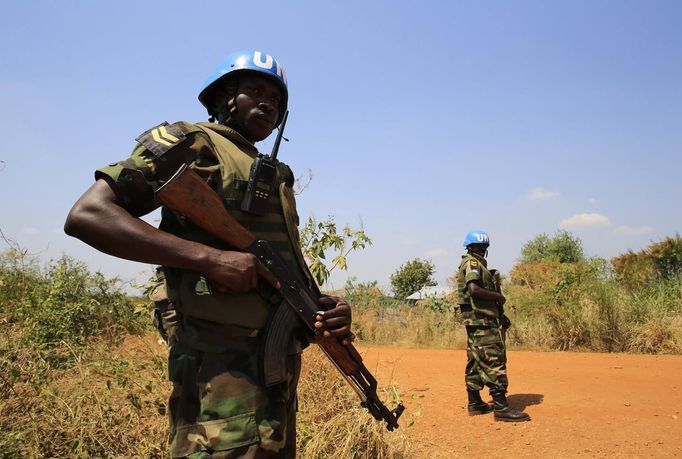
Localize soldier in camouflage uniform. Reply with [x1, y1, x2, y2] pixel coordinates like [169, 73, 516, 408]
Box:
[457, 230, 530, 422]
[65, 50, 354, 457]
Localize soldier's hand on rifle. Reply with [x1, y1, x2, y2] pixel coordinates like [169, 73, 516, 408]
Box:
[315, 296, 354, 345]
[497, 294, 507, 307]
[204, 250, 280, 294]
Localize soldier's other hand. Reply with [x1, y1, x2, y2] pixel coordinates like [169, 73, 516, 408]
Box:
[205, 250, 280, 294]
[501, 314, 512, 329]
[315, 296, 353, 345]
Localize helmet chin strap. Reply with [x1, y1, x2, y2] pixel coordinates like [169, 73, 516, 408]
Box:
[209, 79, 239, 124]
[214, 94, 238, 125]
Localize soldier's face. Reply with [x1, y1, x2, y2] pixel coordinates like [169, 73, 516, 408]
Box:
[469, 244, 488, 257]
[229, 74, 281, 142]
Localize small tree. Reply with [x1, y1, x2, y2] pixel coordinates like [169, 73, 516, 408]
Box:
[520, 230, 584, 264]
[299, 215, 372, 286]
[390, 258, 437, 300]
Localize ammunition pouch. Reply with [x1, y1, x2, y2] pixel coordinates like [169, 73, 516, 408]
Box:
[148, 269, 179, 344]
[152, 307, 168, 343]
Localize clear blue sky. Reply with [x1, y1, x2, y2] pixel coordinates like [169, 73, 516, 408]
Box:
[1, 1, 680, 292]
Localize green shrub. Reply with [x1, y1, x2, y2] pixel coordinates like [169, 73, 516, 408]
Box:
[519, 230, 585, 264]
[343, 277, 399, 309]
[0, 247, 149, 407]
[389, 258, 436, 300]
[0, 249, 146, 351]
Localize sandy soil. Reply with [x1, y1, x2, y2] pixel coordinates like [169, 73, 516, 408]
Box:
[359, 347, 682, 459]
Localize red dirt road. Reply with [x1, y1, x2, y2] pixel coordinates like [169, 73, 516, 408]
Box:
[359, 347, 682, 458]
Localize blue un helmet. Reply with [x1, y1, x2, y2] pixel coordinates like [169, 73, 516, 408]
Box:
[463, 230, 490, 247]
[198, 50, 288, 126]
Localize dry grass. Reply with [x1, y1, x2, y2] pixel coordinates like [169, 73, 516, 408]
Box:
[506, 264, 682, 353]
[0, 333, 169, 458]
[2, 252, 680, 457]
[0, 332, 409, 458]
[352, 303, 467, 350]
[298, 347, 411, 459]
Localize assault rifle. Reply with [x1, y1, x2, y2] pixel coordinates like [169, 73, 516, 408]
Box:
[156, 163, 404, 431]
[490, 269, 511, 343]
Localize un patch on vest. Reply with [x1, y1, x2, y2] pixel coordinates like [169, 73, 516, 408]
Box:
[136, 122, 187, 157]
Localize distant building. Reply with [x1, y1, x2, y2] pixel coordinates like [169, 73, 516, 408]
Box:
[406, 286, 451, 301]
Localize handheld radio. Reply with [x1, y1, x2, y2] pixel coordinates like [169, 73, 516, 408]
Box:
[240, 111, 289, 215]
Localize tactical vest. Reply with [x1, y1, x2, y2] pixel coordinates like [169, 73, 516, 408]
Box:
[456, 253, 500, 320]
[160, 122, 316, 330]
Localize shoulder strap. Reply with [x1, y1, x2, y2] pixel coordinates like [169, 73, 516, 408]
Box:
[135, 121, 201, 157]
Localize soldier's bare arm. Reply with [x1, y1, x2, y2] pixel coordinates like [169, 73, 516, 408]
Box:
[64, 179, 279, 293]
[468, 282, 506, 306]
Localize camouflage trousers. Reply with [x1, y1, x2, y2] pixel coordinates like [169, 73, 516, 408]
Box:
[464, 324, 508, 394]
[167, 339, 301, 458]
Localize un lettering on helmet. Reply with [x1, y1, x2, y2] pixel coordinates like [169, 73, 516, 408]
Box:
[252, 51, 287, 86]
[463, 230, 490, 247]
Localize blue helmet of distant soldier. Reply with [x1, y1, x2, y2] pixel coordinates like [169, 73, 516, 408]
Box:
[463, 230, 490, 247]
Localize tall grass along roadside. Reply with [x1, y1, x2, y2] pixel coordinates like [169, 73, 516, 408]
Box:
[0, 247, 408, 458]
[506, 259, 682, 353]
[343, 264, 682, 355]
[297, 347, 410, 459]
[1, 235, 680, 457]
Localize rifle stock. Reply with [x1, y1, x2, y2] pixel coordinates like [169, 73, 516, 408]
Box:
[157, 164, 255, 250]
[156, 163, 404, 431]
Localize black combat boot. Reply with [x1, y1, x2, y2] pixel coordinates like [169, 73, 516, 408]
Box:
[467, 389, 493, 415]
[492, 392, 531, 422]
